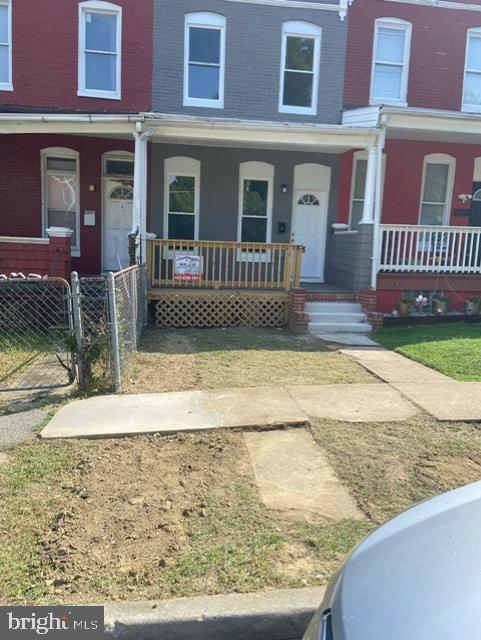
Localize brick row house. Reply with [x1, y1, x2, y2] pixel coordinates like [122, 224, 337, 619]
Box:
[2, 0, 481, 328]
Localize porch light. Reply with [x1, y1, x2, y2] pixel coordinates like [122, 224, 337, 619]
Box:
[458, 193, 472, 204]
[281, 184, 288, 194]
[88, 184, 96, 193]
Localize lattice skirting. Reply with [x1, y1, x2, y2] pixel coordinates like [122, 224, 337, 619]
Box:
[153, 291, 288, 328]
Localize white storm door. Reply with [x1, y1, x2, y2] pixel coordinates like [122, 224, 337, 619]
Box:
[292, 190, 327, 282]
[103, 180, 134, 272]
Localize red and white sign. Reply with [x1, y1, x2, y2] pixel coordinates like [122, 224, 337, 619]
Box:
[174, 255, 202, 281]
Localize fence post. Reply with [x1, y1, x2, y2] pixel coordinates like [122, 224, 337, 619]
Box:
[107, 271, 122, 393]
[71, 271, 86, 390]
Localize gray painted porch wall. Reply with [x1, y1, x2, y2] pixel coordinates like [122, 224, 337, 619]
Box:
[326, 225, 374, 290]
[152, 0, 347, 124]
[150, 143, 340, 252]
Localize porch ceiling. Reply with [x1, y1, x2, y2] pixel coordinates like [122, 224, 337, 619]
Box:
[144, 113, 379, 153]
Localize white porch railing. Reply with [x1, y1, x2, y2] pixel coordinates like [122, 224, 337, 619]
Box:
[378, 224, 481, 274]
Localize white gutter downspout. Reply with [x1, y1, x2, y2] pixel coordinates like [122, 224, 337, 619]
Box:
[132, 125, 153, 263]
[370, 119, 387, 289]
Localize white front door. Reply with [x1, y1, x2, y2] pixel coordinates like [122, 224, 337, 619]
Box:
[292, 191, 327, 282]
[103, 180, 134, 272]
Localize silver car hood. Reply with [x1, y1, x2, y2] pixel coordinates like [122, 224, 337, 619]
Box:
[328, 481, 481, 640]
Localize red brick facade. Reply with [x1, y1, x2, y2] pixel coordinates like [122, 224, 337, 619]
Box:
[287, 288, 309, 333]
[344, 0, 481, 111]
[2, 0, 152, 112]
[0, 134, 134, 275]
[0, 236, 71, 280]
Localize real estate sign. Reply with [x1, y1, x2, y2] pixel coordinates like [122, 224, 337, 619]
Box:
[174, 255, 202, 281]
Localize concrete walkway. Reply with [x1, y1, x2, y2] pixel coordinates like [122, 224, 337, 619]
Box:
[343, 347, 481, 421]
[40, 383, 417, 439]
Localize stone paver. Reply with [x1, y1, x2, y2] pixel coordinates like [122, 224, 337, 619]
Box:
[288, 383, 417, 422]
[341, 347, 450, 384]
[0, 407, 48, 449]
[392, 382, 481, 421]
[244, 429, 364, 521]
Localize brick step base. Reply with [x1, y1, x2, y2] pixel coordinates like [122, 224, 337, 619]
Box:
[305, 292, 357, 302]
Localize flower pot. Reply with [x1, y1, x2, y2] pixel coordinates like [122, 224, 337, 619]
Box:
[398, 301, 413, 318]
[465, 300, 481, 316]
[433, 299, 449, 316]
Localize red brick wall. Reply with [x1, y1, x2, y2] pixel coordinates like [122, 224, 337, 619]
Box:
[0, 236, 71, 279]
[2, 0, 152, 112]
[287, 288, 309, 333]
[337, 140, 480, 225]
[344, 0, 481, 111]
[0, 134, 134, 275]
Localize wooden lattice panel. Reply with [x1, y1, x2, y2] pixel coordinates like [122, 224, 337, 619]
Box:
[154, 292, 287, 328]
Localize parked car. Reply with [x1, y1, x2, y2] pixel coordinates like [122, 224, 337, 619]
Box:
[303, 481, 481, 640]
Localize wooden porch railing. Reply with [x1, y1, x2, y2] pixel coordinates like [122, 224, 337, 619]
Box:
[147, 239, 304, 290]
[378, 224, 481, 274]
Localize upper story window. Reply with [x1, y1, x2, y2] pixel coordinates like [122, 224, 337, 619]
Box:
[418, 154, 455, 226]
[463, 28, 481, 113]
[78, 1, 122, 100]
[0, 0, 12, 91]
[184, 12, 226, 109]
[370, 18, 411, 106]
[279, 21, 321, 115]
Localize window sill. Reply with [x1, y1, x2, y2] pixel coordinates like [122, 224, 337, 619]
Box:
[77, 89, 121, 101]
[183, 97, 224, 109]
[461, 104, 481, 114]
[369, 98, 408, 108]
[0, 83, 13, 92]
[71, 250, 80, 258]
[278, 104, 316, 116]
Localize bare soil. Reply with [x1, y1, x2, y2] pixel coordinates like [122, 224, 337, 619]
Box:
[123, 327, 375, 393]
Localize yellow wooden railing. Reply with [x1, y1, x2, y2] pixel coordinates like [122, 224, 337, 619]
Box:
[147, 239, 304, 291]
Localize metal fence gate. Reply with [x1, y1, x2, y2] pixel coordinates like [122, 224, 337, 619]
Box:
[0, 277, 76, 392]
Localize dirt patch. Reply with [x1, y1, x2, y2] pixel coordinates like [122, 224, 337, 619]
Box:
[417, 454, 481, 488]
[123, 328, 376, 394]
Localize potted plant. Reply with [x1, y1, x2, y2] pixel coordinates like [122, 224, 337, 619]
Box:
[398, 297, 414, 318]
[433, 295, 449, 316]
[465, 296, 481, 316]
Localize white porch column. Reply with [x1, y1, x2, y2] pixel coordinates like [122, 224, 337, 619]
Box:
[132, 130, 153, 263]
[361, 145, 377, 224]
[370, 128, 386, 288]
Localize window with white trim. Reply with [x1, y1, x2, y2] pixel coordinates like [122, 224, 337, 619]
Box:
[164, 157, 200, 240]
[463, 28, 481, 112]
[41, 149, 80, 255]
[238, 162, 274, 243]
[0, 0, 12, 91]
[78, 1, 122, 99]
[279, 21, 321, 115]
[349, 155, 368, 229]
[370, 18, 411, 105]
[184, 12, 226, 109]
[419, 154, 455, 226]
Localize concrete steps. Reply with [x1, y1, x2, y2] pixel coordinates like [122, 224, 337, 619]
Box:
[306, 301, 372, 336]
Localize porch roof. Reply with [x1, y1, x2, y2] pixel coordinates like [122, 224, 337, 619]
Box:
[343, 105, 481, 144]
[142, 112, 380, 152]
[0, 112, 144, 136]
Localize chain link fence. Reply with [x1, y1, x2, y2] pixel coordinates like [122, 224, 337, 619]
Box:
[0, 277, 75, 393]
[72, 265, 146, 393]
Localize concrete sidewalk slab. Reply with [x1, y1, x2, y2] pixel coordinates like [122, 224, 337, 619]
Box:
[288, 384, 417, 422]
[104, 586, 325, 640]
[244, 429, 364, 521]
[316, 333, 379, 347]
[341, 348, 450, 384]
[393, 382, 481, 421]
[202, 387, 307, 428]
[41, 392, 220, 439]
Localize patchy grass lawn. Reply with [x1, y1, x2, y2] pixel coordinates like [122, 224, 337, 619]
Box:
[2, 416, 481, 604]
[373, 323, 481, 381]
[123, 327, 375, 393]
